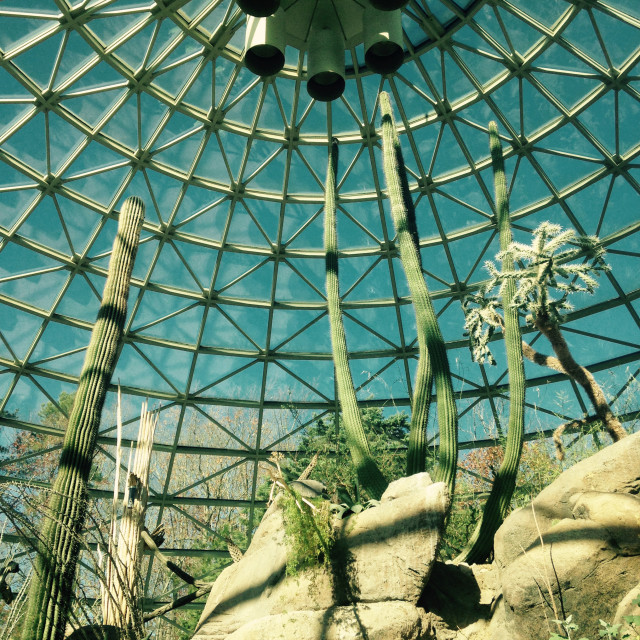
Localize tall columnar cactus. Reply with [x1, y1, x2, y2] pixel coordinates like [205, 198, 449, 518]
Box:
[324, 138, 388, 500]
[458, 122, 526, 564]
[378, 92, 458, 494]
[22, 196, 145, 640]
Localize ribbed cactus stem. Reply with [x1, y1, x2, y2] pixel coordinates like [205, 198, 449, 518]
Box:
[324, 139, 388, 500]
[22, 196, 145, 640]
[458, 122, 526, 564]
[379, 92, 458, 492]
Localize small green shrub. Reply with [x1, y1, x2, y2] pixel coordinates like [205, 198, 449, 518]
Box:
[549, 596, 640, 640]
[281, 490, 333, 577]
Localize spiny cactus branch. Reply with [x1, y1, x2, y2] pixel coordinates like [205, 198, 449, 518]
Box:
[324, 138, 388, 500]
[379, 91, 458, 490]
[22, 196, 145, 640]
[458, 121, 526, 564]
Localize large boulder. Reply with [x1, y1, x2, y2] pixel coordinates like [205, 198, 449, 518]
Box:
[192, 473, 449, 640]
[494, 431, 640, 640]
[223, 602, 431, 640]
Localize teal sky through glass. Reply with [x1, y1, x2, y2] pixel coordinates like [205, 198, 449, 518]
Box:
[0, 0, 639, 623]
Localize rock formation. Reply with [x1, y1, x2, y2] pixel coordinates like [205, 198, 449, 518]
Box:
[192, 472, 449, 640]
[494, 430, 640, 640]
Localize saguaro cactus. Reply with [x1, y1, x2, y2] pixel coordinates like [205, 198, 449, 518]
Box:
[324, 138, 388, 500]
[459, 122, 526, 564]
[22, 196, 145, 640]
[379, 91, 458, 495]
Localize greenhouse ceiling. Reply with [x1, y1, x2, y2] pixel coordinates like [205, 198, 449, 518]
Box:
[0, 0, 639, 599]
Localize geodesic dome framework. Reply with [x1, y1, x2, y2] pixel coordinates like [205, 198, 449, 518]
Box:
[0, 0, 639, 624]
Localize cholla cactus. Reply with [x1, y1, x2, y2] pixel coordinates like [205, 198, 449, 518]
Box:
[465, 222, 610, 364]
[464, 213, 625, 457]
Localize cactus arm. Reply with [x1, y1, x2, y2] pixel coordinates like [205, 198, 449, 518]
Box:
[22, 196, 145, 640]
[379, 92, 458, 492]
[324, 139, 388, 500]
[458, 122, 526, 564]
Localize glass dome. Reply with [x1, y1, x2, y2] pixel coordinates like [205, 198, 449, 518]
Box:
[1, 0, 639, 629]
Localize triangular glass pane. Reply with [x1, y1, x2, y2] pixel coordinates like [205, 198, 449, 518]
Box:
[100, 95, 139, 148]
[279, 313, 332, 354]
[203, 306, 257, 351]
[618, 89, 640, 156]
[226, 204, 271, 248]
[2, 112, 47, 174]
[275, 261, 324, 303]
[65, 87, 128, 128]
[344, 258, 395, 301]
[19, 197, 68, 254]
[564, 177, 609, 236]
[531, 150, 599, 193]
[68, 165, 130, 205]
[593, 9, 640, 69]
[55, 30, 98, 88]
[12, 32, 63, 89]
[282, 202, 322, 249]
[576, 92, 616, 154]
[55, 273, 101, 322]
[194, 133, 233, 184]
[497, 5, 545, 55]
[264, 362, 328, 403]
[192, 358, 263, 402]
[224, 305, 269, 350]
[0, 242, 66, 309]
[182, 60, 213, 113]
[0, 305, 44, 361]
[600, 176, 640, 236]
[270, 308, 327, 351]
[113, 343, 175, 393]
[136, 342, 193, 391]
[155, 58, 201, 99]
[131, 290, 204, 344]
[509, 156, 553, 211]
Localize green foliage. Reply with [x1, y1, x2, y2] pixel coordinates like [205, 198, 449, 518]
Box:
[548, 595, 640, 639]
[277, 408, 411, 504]
[282, 491, 333, 577]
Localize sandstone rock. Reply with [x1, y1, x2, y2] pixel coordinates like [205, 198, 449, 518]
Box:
[419, 562, 505, 640]
[223, 601, 431, 640]
[613, 583, 640, 636]
[193, 473, 449, 640]
[494, 431, 640, 640]
[570, 490, 640, 553]
[495, 431, 640, 568]
[334, 477, 449, 603]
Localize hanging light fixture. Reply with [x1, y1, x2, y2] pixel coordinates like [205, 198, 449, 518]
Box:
[244, 11, 286, 77]
[307, 23, 346, 101]
[240, 0, 407, 101]
[364, 7, 404, 75]
[237, 0, 280, 18]
[369, 0, 408, 9]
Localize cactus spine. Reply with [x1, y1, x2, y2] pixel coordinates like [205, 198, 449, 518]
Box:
[22, 196, 145, 640]
[458, 122, 526, 563]
[324, 139, 388, 500]
[379, 92, 458, 493]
